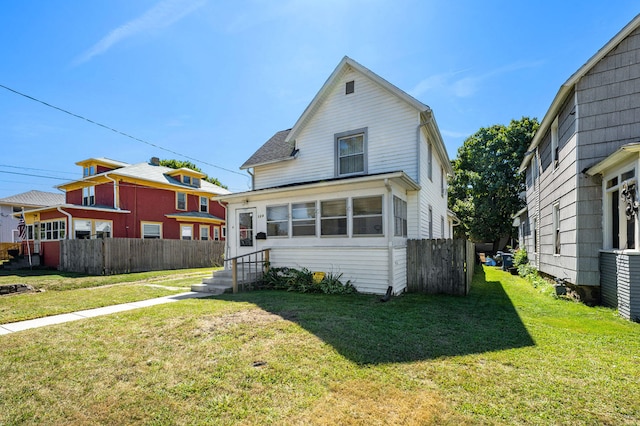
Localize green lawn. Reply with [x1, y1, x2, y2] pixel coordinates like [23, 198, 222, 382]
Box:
[0, 267, 216, 323]
[0, 266, 638, 425]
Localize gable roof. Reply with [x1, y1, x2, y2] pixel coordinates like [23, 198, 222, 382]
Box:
[242, 56, 452, 174]
[286, 56, 431, 144]
[519, 14, 640, 172]
[0, 190, 65, 208]
[240, 129, 293, 169]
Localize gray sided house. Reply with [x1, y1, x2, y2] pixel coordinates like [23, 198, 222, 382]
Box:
[217, 56, 454, 295]
[518, 14, 640, 320]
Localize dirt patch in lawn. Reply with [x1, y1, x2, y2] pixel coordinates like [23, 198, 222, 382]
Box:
[198, 308, 300, 332]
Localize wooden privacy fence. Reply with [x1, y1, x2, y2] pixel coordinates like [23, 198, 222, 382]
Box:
[406, 239, 475, 295]
[60, 238, 225, 275]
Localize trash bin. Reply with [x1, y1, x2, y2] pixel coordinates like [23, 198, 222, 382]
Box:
[501, 253, 513, 271]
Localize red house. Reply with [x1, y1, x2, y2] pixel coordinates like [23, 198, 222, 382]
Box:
[22, 157, 230, 267]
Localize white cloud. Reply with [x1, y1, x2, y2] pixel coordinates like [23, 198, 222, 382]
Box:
[73, 0, 206, 65]
[411, 60, 543, 99]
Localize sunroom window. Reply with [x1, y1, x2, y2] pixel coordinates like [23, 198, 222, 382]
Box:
[353, 196, 383, 235]
[266, 205, 289, 237]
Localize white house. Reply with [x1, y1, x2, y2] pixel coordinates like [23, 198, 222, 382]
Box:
[0, 190, 64, 243]
[217, 57, 453, 295]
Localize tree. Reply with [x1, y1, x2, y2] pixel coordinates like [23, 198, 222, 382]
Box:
[448, 117, 539, 249]
[159, 159, 227, 189]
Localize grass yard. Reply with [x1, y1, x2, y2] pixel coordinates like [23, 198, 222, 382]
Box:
[0, 267, 216, 323]
[1, 266, 639, 425]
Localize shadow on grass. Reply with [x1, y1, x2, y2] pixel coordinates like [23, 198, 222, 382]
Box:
[214, 267, 535, 364]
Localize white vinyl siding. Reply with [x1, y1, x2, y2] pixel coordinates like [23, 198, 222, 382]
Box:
[253, 68, 419, 189]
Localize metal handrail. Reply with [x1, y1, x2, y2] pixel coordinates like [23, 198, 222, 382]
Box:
[226, 248, 270, 293]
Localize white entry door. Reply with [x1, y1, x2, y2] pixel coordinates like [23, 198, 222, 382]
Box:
[236, 208, 256, 257]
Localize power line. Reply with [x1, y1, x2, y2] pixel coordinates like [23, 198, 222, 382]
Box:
[0, 163, 77, 178]
[0, 83, 250, 180]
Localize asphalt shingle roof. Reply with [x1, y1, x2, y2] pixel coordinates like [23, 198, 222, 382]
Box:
[240, 129, 293, 169]
[0, 190, 65, 207]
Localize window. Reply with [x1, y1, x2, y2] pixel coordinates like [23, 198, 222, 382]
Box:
[321, 199, 347, 236]
[345, 80, 355, 94]
[183, 175, 192, 185]
[200, 225, 210, 240]
[222, 226, 226, 238]
[267, 205, 289, 237]
[353, 196, 383, 236]
[82, 186, 95, 206]
[605, 168, 637, 250]
[533, 218, 538, 253]
[193, 178, 201, 188]
[214, 227, 220, 241]
[83, 166, 95, 177]
[40, 220, 66, 241]
[181, 225, 193, 240]
[440, 166, 445, 197]
[200, 196, 209, 213]
[441, 216, 445, 239]
[428, 206, 433, 239]
[336, 129, 366, 176]
[239, 211, 254, 247]
[292, 202, 316, 237]
[142, 222, 162, 239]
[551, 116, 559, 169]
[176, 192, 187, 210]
[553, 203, 560, 255]
[74, 219, 92, 239]
[393, 196, 407, 237]
[95, 221, 111, 239]
[428, 140, 433, 181]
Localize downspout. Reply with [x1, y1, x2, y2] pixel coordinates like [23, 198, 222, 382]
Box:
[247, 169, 255, 191]
[57, 207, 73, 239]
[104, 173, 119, 210]
[385, 178, 394, 294]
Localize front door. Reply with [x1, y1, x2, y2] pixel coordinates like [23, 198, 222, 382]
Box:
[236, 208, 256, 257]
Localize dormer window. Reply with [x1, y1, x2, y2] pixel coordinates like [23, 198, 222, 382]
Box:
[183, 175, 192, 185]
[193, 177, 201, 187]
[336, 128, 367, 177]
[83, 166, 95, 177]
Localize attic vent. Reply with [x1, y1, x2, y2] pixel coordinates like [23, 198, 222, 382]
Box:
[345, 80, 355, 94]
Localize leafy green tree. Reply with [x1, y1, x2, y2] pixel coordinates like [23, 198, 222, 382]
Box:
[159, 159, 227, 189]
[448, 117, 539, 249]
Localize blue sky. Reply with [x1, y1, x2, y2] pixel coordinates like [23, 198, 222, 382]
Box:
[0, 1, 638, 198]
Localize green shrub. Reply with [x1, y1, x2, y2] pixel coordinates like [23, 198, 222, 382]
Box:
[260, 267, 357, 295]
[514, 248, 528, 268]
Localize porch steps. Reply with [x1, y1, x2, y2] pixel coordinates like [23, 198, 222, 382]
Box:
[191, 269, 261, 294]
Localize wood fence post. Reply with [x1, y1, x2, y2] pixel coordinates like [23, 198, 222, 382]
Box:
[232, 258, 238, 294]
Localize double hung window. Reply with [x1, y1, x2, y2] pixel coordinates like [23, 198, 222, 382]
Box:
[336, 129, 367, 176]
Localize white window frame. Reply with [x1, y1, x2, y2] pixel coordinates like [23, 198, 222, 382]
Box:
[266, 205, 289, 237]
[200, 225, 210, 240]
[291, 201, 316, 237]
[352, 196, 383, 236]
[82, 186, 95, 206]
[603, 163, 638, 251]
[40, 219, 67, 241]
[335, 128, 367, 177]
[181, 224, 193, 240]
[142, 222, 162, 239]
[393, 196, 407, 237]
[553, 202, 560, 255]
[321, 199, 348, 237]
[428, 206, 433, 239]
[200, 196, 209, 213]
[176, 192, 187, 211]
[214, 227, 220, 241]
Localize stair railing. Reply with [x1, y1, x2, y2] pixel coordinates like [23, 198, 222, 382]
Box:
[224, 249, 270, 293]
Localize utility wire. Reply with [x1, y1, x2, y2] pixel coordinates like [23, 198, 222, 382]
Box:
[0, 83, 249, 179]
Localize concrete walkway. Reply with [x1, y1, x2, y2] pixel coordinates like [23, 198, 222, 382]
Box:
[0, 291, 213, 335]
